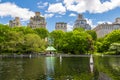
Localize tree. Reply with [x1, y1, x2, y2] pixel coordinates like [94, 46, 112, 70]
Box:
[12, 27, 35, 34]
[0, 24, 10, 42]
[73, 27, 85, 32]
[102, 30, 120, 52]
[34, 28, 49, 39]
[86, 30, 97, 41]
[60, 30, 93, 54]
[23, 34, 46, 53]
[109, 43, 120, 54]
[50, 30, 65, 51]
[0, 24, 47, 54]
[2, 31, 24, 53]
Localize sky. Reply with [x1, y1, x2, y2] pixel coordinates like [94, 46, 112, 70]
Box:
[0, 0, 120, 31]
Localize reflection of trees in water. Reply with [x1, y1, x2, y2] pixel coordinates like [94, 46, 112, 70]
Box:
[45, 57, 55, 80]
[1, 57, 119, 80]
[53, 57, 94, 80]
[0, 59, 24, 80]
[0, 58, 47, 80]
[94, 56, 120, 80]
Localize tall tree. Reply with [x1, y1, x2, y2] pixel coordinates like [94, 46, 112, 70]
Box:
[50, 30, 65, 51]
[86, 30, 97, 41]
[109, 43, 120, 54]
[34, 28, 49, 39]
[60, 30, 93, 54]
[12, 27, 35, 34]
[23, 34, 46, 53]
[102, 30, 120, 52]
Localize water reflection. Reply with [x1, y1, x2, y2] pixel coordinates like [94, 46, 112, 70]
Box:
[90, 54, 94, 73]
[94, 56, 120, 80]
[90, 64, 94, 73]
[0, 56, 119, 80]
[59, 55, 62, 65]
[45, 57, 55, 80]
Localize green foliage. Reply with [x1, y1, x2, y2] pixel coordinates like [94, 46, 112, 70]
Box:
[0, 30, 24, 53]
[59, 30, 93, 54]
[86, 30, 97, 41]
[34, 28, 49, 39]
[102, 30, 120, 52]
[95, 41, 103, 52]
[0, 24, 10, 42]
[109, 43, 120, 54]
[95, 30, 120, 54]
[50, 30, 65, 51]
[11, 27, 35, 34]
[0, 24, 47, 54]
[1, 23, 120, 55]
[23, 34, 46, 53]
[73, 27, 85, 32]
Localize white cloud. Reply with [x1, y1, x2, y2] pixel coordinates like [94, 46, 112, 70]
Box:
[0, 2, 34, 21]
[86, 18, 96, 29]
[69, 13, 77, 17]
[63, 0, 120, 13]
[47, 3, 66, 15]
[55, 15, 62, 18]
[67, 23, 73, 31]
[37, 2, 48, 9]
[44, 14, 54, 18]
[97, 21, 112, 24]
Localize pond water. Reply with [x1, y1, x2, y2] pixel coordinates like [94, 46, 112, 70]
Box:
[0, 56, 120, 80]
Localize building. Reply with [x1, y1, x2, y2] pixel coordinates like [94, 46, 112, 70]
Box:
[73, 14, 91, 30]
[9, 17, 21, 27]
[27, 12, 46, 29]
[55, 22, 67, 32]
[93, 18, 120, 38]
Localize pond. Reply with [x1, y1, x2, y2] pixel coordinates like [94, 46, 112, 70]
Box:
[0, 55, 120, 80]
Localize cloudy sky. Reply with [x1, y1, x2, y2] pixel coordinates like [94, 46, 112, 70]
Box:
[0, 0, 120, 31]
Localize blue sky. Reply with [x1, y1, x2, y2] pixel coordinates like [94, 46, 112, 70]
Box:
[0, 0, 120, 31]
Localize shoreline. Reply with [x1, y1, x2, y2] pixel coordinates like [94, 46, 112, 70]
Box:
[0, 54, 120, 58]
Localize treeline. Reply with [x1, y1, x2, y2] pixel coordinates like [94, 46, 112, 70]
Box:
[95, 29, 120, 55]
[0, 24, 120, 55]
[0, 24, 48, 54]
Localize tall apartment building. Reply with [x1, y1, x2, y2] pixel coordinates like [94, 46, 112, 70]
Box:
[9, 17, 21, 27]
[93, 18, 120, 38]
[74, 14, 91, 30]
[27, 12, 46, 29]
[55, 22, 67, 32]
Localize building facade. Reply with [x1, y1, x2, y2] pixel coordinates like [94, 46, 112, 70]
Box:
[9, 17, 21, 27]
[27, 12, 46, 29]
[73, 14, 91, 30]
[93, 18, 120, 38]
[55, 22, 67, 32]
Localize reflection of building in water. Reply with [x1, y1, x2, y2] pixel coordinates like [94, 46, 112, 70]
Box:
[45, 57, 55, 79]
[73, 14, 91, 30]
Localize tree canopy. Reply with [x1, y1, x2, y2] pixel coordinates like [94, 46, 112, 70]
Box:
[0, 24, 120, 55]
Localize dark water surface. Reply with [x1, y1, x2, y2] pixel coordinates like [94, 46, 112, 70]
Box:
[0, 56, 120, 80]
